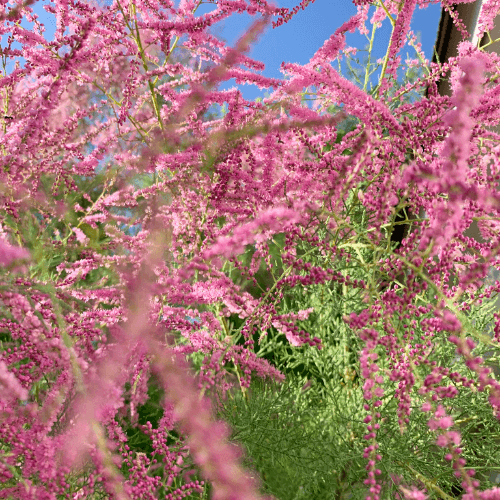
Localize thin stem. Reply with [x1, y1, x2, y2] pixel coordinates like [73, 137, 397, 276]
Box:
[374, 0, 397, 99]
[363, 20, 378, 93]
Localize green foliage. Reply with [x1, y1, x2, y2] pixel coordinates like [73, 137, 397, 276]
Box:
[207, 279, 500, 498]
[215, 377, 366, 500]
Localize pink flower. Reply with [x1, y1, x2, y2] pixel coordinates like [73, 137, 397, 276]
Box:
[73, 227, 89, 245]
[0, 237, 29, 267]
[421, 402, 432, 412]
[399, 486, 428, 500]
[438, 416, 453, 430]
[0, 360, 28, 402]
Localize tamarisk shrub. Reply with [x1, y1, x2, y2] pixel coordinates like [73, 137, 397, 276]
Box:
[2, 0, 500, 498]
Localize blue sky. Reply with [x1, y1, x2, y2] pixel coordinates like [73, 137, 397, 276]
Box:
[4, 0, 442, 106]
[191, 0, 443, 103]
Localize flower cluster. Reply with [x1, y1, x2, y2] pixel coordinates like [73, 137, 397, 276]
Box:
[1, 0, 500, 499]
